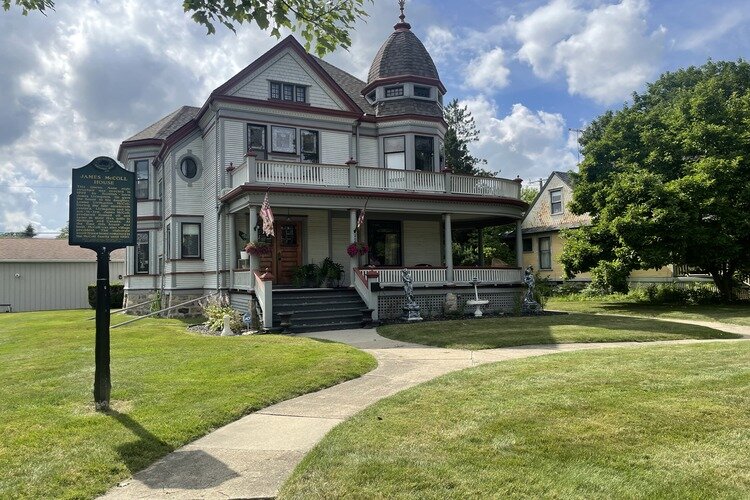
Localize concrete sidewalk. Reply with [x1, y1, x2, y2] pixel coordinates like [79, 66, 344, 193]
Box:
[102, 322, 749, 499]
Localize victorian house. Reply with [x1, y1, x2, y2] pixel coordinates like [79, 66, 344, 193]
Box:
[117, 8, 529, 330]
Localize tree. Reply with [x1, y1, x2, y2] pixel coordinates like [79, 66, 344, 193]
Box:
[0, 222, 36, 238]
[56, 221, 68, 240]
[2, 0, 370, 56]
[560, 60, 750, 301]
[443, 99, 488, 176]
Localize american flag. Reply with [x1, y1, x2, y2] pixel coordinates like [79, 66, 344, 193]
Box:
[260, 192, 274, 237]
[356, 198, 368, 231]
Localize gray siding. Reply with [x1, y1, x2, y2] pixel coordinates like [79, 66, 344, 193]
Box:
[0, 261, 124, 312]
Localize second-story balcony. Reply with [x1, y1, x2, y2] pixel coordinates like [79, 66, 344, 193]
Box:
[228, 155, 522, 201]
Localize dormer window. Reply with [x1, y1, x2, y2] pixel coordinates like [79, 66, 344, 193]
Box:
[269, 81, 307, 103]
[385, 86, 404, 98]
[414, 85, 431, 98]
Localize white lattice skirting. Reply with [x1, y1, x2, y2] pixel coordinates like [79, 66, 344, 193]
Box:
[377, 288, 522, 320]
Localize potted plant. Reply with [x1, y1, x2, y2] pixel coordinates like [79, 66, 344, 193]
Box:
[238, 231, 250, 260]
[245, 241, 272, 257]
[320, 257, 345, 287]
[346, 242, 369, 257]
[292, 264, 322, 288]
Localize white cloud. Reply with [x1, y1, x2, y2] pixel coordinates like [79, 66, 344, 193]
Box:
[513, 0, 666, 104]
[462, 96, 577, 180]
[680, 8, 749, 51]
[465, 47, 511, 91]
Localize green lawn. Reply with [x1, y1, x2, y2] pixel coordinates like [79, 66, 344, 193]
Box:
[377, 313, 738, 350]
[281, 342, 750, 499]
[547, 297, 750, 326]
[0, 310, 376, 499]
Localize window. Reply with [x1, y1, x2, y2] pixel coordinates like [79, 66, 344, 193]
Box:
[550, 189, 563, 215]
[181, 223, 201, 258]
[247, 124, 267, 159]
[414, 85, 431, 98]
[157, 178, 163, 199]
[539, 237, 551, 269]
[367, 90, 376, 102]
[439, 139, 445, 170]
[522, 238, 532, 252]
[270, 82, 281, 100]
[384, 136, 405, 169]
[166, 224, 171, 260]
[271, 126, 296, 153]
[179, 157, 199, 180]
[135, 159, 149, 199]
[385, 86, 404, 98]
[367, 220, 402, 266]
[270, 81, 307, 103]
[136, 231, 149, 273]
[438, 92, 443, 105]
[415, 136, 434, 171]
[300, 129, 319, 163]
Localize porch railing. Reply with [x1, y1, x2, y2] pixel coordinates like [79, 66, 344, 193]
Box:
[377, 267, 448, 286]
[234, 269, 254, 291]
[453, 268, 523, 284]
[256, 160, 350, 187]
[230, 155, 522, 200]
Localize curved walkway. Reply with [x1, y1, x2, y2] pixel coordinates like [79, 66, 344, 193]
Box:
[103, 319, 749, 499]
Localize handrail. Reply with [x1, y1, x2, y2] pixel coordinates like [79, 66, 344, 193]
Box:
[111, 292, 218, 329]
[86, 297, 158, 320]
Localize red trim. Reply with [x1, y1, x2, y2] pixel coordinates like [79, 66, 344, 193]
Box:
[137, 216, 161, 221]
[213, 95, 361, 119]
[117, 139, 163, 161]
[362, 75, 447, 95]
[222, 184, 529, 209]
[153, 118, 200, 166]
[354, 268, 369, 286]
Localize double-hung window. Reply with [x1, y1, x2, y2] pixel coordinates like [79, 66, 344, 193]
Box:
[300, 129, 319, 163]
[181, 223, 201, 259]
[550, 189, 563, 215]
[247, 124, 267, 158]
[539, 237, 552, 269]
[415, 136, 434, 171]
[136, 231, 149, 273]
[135, 160, 149, 199]
[384, 136, 405, 169]
[522, 238, 532, 252]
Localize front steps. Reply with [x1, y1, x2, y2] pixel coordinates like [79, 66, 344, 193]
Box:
[272, 288, 368, 333]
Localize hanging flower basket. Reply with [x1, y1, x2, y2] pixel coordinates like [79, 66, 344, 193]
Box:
[346, 242, 369, 257]
[245, 242, 272, 256]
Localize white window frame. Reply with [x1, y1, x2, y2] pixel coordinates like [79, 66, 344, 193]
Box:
[550, 189, 563, 215]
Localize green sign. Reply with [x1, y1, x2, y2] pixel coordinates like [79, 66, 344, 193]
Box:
[69, 157, 136, 249]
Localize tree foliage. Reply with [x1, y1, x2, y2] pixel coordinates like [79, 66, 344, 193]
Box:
[443, 99, 488, 176]
[2, 0, 370, 56]
[0, 222, 36, 238]
[56, 221, 68, 240]
[561, 60, 750, 300]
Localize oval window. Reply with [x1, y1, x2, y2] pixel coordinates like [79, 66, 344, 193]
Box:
[180, 157, 198, 179]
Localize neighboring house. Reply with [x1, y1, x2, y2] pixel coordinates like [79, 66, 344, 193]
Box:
[0, 239, 124, 312]
[521, 171, 674, 283]
[117, 8, 529, 329]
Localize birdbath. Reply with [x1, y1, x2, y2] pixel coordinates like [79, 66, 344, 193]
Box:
[465, 277, 489, 317]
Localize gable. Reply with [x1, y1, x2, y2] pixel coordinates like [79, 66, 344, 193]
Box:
[227, 49, 348, 111]
[522, 172, 591, 231]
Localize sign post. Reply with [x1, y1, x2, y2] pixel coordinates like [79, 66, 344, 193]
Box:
[69, 156, 136, 411]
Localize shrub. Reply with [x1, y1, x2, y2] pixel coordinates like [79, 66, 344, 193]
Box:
[319, 258, 344, 287]
[630, 283, 722, 305]
[590, 261, 630, 294]
[292, 264, 322, 287]
[87, 282, 125, 309]
[200, 295, 242, 332]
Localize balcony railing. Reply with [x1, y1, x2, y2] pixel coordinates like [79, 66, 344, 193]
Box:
[230, 156, 521, 200]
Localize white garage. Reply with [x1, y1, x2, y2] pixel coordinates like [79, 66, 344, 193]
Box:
[0, 239, 125, 312]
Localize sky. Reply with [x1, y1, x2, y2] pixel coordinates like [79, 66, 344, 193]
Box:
[0, 0, 748, 236]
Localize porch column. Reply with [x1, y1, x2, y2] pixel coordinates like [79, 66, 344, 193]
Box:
[515, 220, 524, 268]
[444, 213, 453, 283]
[229, 213, 236, 289]
[248, 206, 258, 286]
[478, 228, 484, 267]
[349, 208, 357, 286]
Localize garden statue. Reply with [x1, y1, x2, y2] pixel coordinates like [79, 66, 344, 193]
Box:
[444, 293, 458, 315]
[522, 265, 541, 314]
[401, 269, 423, 321]
[221, 314, 234, 336]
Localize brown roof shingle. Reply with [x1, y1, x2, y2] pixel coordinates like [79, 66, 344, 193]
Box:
[0, 239, 125, 261]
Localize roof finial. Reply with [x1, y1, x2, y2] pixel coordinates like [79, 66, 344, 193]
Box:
[394, 0, 411, 30]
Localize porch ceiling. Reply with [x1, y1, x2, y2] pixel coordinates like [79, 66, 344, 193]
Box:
[225, 186, 525, 220]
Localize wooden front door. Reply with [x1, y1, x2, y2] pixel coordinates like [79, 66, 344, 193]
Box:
[273, 221, 302, 285]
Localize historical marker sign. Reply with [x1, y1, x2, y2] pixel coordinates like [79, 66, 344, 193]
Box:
[69, 156, 137, 411]
[70, 156, 136, 249]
